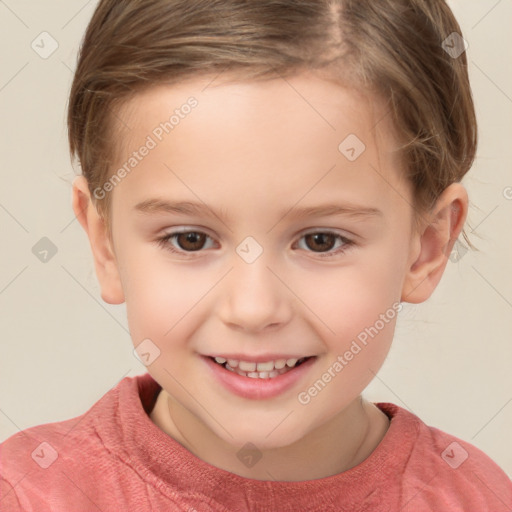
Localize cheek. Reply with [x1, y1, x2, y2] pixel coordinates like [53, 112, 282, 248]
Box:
[295, 258, 402, 343]
[117, 220, 407, 357]
[291, 249, 404, 393]
[297, 266, 400, 405]
[117, 245, 206, 344]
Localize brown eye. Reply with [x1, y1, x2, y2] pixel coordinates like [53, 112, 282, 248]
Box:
[295, 231, 354, 258]
[158, 229, 353, 258]
[175, 232, 207, 251]
[158, 229, 216, 256]
[303, 233, 336, 252]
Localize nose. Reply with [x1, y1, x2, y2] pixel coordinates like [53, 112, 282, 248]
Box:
[216, 255, 293, 333]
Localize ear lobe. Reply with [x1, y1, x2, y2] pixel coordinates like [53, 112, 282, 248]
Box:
[72, 176, 125, 305]
[401, 183, 468, 304]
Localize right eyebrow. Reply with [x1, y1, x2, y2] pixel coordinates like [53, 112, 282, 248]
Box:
[134, 198, 384, 223]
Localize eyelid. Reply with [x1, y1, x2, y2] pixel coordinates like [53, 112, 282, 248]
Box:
[158, 226, 355, 258]
[159, 225, 216, 240]
[298, 227, 352, 238]
[157, 227, 217, 256]
[292, 229, 354, 257]
[159, 226, 352, 243]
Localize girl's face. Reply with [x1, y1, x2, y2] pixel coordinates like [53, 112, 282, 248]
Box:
[107, 72, 418, 453]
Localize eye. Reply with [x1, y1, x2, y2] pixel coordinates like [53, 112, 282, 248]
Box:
[294, 231, 354, 258]
[157, 230, 215, 255]
[157, 229, 355, 259]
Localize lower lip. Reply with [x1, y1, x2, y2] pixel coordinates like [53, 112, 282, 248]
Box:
[202, 355, 317, 400]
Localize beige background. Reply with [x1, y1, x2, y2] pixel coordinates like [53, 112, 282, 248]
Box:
[1, 0, 511, 478]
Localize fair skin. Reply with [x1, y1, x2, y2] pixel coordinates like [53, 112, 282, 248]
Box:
[72, 72, 468, 481]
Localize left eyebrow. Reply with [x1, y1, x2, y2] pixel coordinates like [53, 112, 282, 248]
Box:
[284, 203, 383, 221]
[134, 199, 229, 222]
[133, 198, 383, 222]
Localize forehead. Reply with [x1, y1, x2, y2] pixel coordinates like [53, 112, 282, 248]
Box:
[110, 72, 409, 216]
[119, 72, 394, 147]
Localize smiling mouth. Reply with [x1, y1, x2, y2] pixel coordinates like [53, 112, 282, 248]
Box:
[209, 356, 313, 379]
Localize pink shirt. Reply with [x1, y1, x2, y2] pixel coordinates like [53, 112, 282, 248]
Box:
[1, 372, 511, 511]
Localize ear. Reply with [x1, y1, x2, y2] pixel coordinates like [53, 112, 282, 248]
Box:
[401, 183, 468, 304]
[72, 176, 125, 305]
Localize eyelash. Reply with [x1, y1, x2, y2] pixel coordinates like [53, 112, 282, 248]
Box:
[156, 229, 355, 259]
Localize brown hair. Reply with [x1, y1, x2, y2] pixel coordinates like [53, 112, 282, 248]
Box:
[68, 0, 477, 246]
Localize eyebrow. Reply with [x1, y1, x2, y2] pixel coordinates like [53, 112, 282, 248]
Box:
[134, 199, 383, 222]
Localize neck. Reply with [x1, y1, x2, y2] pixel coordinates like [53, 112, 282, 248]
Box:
[150, 390, 390, 481]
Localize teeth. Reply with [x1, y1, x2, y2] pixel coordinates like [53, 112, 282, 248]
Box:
[256, 361, 274, 372]
[225, 363, 290, 379]
[238, 361, 256, 372]
[213, 356, 311, 378]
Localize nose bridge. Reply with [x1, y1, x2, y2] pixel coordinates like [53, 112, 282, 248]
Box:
[217, 240, 291, 331]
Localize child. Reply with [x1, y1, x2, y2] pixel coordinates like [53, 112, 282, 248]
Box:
[1, 0, 511, 510]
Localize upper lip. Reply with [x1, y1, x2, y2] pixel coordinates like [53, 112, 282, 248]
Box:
[204, 353, 315, 363]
